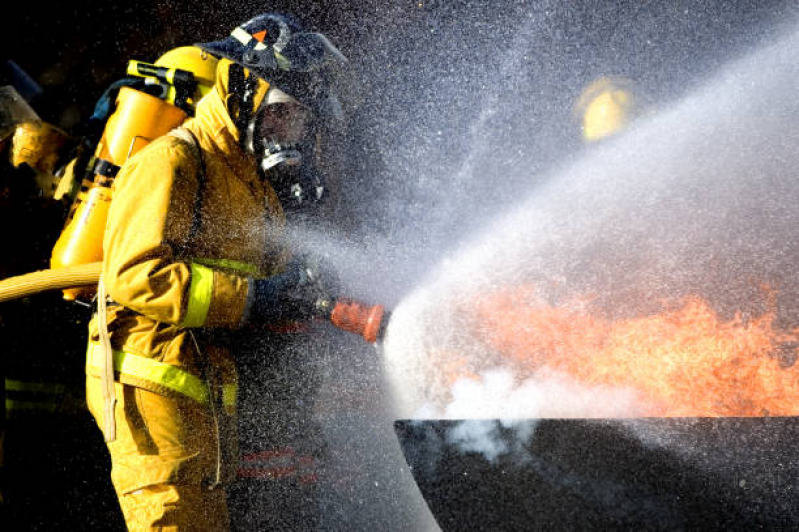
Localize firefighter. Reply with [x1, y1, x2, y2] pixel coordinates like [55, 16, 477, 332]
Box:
[573, 76, 643, 143]
[0, 84, 123, 529]
[85, 13, 346, 531]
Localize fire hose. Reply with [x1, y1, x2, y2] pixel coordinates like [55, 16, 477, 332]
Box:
[0, 261, 389, 343]
[0, 262, 102, 302]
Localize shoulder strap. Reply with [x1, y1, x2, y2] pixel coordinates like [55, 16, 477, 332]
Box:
[169, 127, 207, 242]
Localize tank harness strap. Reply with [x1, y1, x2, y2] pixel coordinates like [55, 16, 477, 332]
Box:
[86, 341, 237, 407]
[92, 158, 121, 179]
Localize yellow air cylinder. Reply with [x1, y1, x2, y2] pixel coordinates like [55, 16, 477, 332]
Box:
[50, 179, 113, 300]
[51, 87, 187, 300]
[102, 87, 187, 164]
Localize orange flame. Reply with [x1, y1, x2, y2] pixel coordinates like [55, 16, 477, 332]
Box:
[468, 286, 799, 417]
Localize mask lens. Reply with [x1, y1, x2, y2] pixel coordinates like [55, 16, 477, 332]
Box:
[257, 103, 309, 145]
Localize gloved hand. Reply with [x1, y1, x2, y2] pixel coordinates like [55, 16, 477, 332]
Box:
[247, 253, 341, 325]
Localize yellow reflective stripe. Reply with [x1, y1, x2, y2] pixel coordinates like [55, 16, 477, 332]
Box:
[5, 379, 66, 394]
[86, 343, 210, 404]
[195, 257, 261, 277]
[5, 399, 58, 413]
[222, 384, 237, 408]
[181, 262, 215, 328]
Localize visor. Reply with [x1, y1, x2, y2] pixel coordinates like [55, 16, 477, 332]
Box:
[255, 101, 310, 146]
[0, 86, 39, 141]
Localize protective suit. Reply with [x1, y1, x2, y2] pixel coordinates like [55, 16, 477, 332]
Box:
[85, 57, 287, 530]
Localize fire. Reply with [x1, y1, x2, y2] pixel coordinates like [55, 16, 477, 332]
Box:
[468, 286, 799, 416]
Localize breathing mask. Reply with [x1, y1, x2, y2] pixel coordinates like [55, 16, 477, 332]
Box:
[245, 87, 327, 214]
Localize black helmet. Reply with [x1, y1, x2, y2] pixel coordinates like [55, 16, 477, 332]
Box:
[196, 13, 347, 116]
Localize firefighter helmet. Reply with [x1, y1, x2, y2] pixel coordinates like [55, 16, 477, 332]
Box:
[574, 76, 641, 143]
[196, 13, 347, 116]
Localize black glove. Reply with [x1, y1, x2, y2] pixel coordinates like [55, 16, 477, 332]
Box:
[247, 254, 341, 325]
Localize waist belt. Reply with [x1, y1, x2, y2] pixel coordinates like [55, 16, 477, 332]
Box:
[85, 341, 236, 407]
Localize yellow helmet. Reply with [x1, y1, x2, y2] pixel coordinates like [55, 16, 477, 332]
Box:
[574, 77, 640, 143]
[10, 121, 69, 172]
[154, 46, 218, 109]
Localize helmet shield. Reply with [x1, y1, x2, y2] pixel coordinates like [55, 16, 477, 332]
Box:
[274, 32, 348, 73]
[0, 86, 39, 142]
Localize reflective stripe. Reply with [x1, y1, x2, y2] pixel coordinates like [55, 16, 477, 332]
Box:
[87, 342, 210, 404]
[222, 384, 237, 408]
[181, 262, 215, 328]
[5, 399, 58, 414]
[232, 27, 253, 45]
[195, 257, 261, 277]
[4, 379, 86, 417]
[232, 27, 268, 52]
[85, 343, 237, 407]
[5, 379, 66, 395]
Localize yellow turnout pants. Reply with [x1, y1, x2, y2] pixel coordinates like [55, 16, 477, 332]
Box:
[86, 377, 231, 531]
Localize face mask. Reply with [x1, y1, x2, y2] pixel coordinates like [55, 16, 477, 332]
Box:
[246, 101, 310, 173]
[246, 101, 327, 216]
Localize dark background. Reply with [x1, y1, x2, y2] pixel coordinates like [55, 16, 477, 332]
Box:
[5, 0, 798, 172]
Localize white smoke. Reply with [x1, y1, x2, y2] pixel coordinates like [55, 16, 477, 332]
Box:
[424, 368, 649, 463]
[419, 368, 648, 420]
[445, 419, 536, 463]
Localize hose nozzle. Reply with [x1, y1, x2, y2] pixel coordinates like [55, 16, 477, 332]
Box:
[329, 298, 389, 343]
